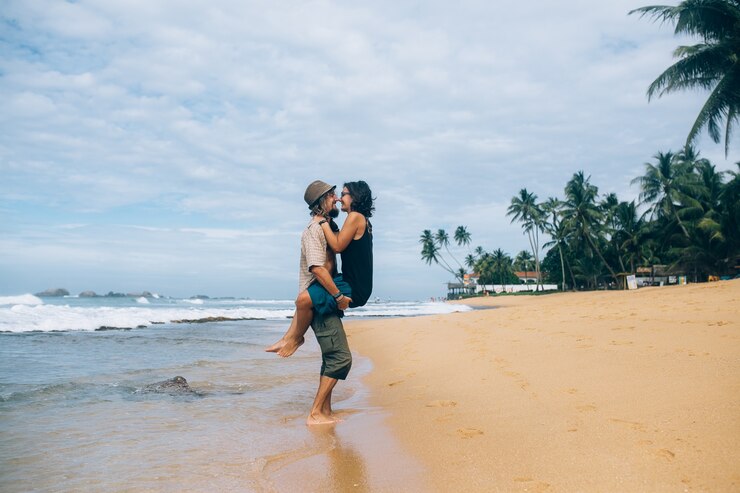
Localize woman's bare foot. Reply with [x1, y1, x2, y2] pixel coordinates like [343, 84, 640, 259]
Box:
[264, 338, 286, 353]
[277, 336, 304, 357]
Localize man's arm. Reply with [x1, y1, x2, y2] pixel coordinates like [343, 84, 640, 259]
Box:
[310, 264, 351, 311]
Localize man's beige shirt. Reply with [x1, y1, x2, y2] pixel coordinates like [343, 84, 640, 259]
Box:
[298, 220, 327, 293]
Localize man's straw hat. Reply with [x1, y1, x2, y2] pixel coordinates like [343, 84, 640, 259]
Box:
[304, 180, 336, 207]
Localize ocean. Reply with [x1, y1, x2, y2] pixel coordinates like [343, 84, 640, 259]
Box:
[0, 295, 471, 492]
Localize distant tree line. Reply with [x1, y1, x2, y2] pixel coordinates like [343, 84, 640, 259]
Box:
[421, 146, 739, 290]
[421, 0, 739, 292]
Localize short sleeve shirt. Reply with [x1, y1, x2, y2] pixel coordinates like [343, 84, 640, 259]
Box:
[299, 220, 327, 293]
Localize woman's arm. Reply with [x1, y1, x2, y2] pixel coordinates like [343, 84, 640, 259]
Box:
[320, 212, 365, 253]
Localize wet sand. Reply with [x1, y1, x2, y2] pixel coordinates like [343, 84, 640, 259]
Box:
[346, 281, 740, 492]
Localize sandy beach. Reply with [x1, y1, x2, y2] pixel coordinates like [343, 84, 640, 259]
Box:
[347, 280, 740, 492]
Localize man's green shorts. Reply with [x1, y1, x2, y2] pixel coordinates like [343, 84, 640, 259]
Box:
[310, 313, 352, 380]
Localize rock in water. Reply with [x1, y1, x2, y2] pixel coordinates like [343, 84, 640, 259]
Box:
[35, 288, 70, 297]
[140, 376, 195, 394]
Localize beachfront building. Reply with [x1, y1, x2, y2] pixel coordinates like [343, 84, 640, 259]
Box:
[476, 270, 557, 294]
[635, 265, 688, 287]
[463, 273, 479, 287]
[449, 270, 558, 297]
[514, 271, 540, 283]
[446, 282, 475, 299]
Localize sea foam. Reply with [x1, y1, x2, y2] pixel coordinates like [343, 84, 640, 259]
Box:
[0, 294, 44, 306]
[0, 305, 294, 333]
[0, 297, 472, 333]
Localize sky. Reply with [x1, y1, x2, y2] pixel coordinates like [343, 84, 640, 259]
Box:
[0, 0, 737, 300]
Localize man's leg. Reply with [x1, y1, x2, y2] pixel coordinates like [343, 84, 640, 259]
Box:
[308, 314, 351, 424]
[265, 290, 314, 357]
[307, 375, 339, 425]
[322, 387, 334, 416]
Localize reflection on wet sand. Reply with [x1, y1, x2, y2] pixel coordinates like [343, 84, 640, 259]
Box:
[262, 410, 427, 492]
[309, 424, 369, 493]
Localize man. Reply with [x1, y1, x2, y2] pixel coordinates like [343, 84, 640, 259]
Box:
[275, 180, 353, 425]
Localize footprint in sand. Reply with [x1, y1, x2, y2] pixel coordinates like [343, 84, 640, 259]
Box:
[655, 448, 676, 461]
[610, 340, 634, 346]
[513, 478, 551, 492]
[426, 400, 457, 408]
[610, 418, 647, 432]
[576, 404, 597, 412]
[457, 428, 484, 438]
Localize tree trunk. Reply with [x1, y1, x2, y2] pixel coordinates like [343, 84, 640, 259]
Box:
[526, 230, 541, 292]
[534, 228, 542, 292]
[671, 202, 691, 239]
[565, 256, 578, 291]
[585, 231, 620, 287]
[558, 245, 566, 291]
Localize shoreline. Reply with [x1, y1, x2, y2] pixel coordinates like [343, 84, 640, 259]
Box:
[346, 281, 740, 491]
[259, 351, 430, 492]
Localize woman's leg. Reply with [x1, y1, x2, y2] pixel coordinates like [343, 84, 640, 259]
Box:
[264, 290, 314, 357]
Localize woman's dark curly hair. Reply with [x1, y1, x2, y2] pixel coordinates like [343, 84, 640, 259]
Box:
[344, 180, 375, 218]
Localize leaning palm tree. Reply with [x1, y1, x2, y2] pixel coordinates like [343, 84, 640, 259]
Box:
[630, 0, 740, 154]
[420, 229, 460, 281]
[420, 227, 473, 283]
[454, 226, 472, 249]
[507, 188, 545, 290]
[420, 230, 439, 265]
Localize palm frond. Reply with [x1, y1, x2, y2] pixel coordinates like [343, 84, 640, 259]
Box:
[686, 70, 734, 145]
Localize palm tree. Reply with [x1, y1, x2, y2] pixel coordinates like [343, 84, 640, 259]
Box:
[631, 151, 699, 238]
[676, 144, 711, 172]
[542, 197, 572, 291]
[454, 226, 472, 249]
[562, 171, 621, 286]
[719, 163, 740, 257]
[614, 201, 648, 274]
[630, 0, 740, 154]
[507, 188, 545, 290]
[420, 230, 439, 265]
[514, 250, 535, 273]
[438, 228, 468, 271]
[491, 248, 514, 286]
[420, 227, 473, 283]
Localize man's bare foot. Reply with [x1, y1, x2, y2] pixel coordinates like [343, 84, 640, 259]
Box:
[277, 336, 304, 357]
[306, 412, 338, 426]
[264, 338, 286, 353]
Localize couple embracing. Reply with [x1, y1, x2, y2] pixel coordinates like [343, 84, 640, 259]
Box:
[266, 180, 374, 425]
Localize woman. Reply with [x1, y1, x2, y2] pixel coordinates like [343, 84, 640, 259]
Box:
[266, 180, 374, 357]
[315, 180, 374, 308]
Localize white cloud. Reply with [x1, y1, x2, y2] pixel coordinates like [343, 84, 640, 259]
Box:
[0, 0, 736, 298]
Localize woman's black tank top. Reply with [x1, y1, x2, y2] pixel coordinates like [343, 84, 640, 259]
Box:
[341, 220, 373, 308]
